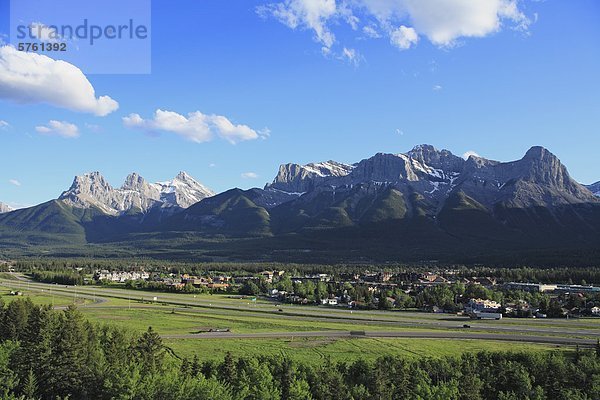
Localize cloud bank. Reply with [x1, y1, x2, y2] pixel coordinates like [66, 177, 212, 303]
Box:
[0, 45, 119, 116]
[259, 0, 530, 56]
[123, 109, 267, 144]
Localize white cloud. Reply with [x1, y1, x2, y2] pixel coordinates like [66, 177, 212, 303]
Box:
[258, 0, 338, 49]
[432, 84, 443, 91]
[339, 47, 362, 66]
[259, 0, 530, 53]
[362, 25, 381, 38]
[8, 179, 21, 187]
[241, 172, 259, 179]
[259, 127, 272, 140]
[463, 150, 481, 160]
[390, 25, 419, 50]
[0, 120, 9, 129]
[123, 109, 266, 145]
[399, 0, 530, 47]
[35, 120, 80, 138]
[0, 45, 119, 116]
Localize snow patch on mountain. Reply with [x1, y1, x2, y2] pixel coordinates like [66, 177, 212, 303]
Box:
[154, 172, 215, 209]
[267, 160, 355, 193]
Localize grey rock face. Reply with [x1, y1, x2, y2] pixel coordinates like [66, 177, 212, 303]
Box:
[59, 171, 215, 215]
[0, 202, 13, 213]
[268, 144, 598, 214]
[59, 172, 125, 215]
[267, 160, 355, 193]
[454, 146, 595, 208]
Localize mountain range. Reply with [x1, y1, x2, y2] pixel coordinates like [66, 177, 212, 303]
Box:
[58, 171, 215, 215]
[1, 145, 599, 265]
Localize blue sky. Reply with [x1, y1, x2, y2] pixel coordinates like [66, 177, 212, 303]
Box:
[0, 0, 599, 208]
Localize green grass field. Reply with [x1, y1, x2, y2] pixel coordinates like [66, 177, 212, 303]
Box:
[0, 280, 581, 365]
[165, 337, 559, 364]
[80, 306, 441, 335]
[0, 285, 86, 307]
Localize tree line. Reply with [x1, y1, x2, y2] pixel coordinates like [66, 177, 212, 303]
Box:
[30, 271, 84, 286]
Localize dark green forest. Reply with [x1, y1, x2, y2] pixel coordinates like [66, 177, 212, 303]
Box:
[0, 298, 599, 399]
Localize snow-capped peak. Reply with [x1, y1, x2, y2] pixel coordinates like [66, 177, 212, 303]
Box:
[154, 171, 215, 209]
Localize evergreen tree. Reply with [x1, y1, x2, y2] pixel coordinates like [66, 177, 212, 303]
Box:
[378, 294, 393, 310]
[288, 377, 312, 400]
[191, 354, 201, 377]
[1, 298, 33, 341]
[0, 341, 18, 397]
[180, 357, 191, 376]
[315, 281, 328, 301]
[135, 326, 165, 373]
[44, 305, 89, 399]
[280, 359, 293, 400]
[219, 352, 237, 384]
[11, 305, 54, 394]
[22, 369, 38, 400]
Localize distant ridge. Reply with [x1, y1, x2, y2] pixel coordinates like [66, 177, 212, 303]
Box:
[587, 182, 600, 197]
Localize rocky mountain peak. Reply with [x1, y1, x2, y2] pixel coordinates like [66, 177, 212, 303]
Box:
[59, 171, 215, 215]
[407, 144, 440, 160]
[267, 160, 355, 193]
[523, 146, 552, 160]
[516, 146, 574, 188]
[60, 172, 122, 214]
[65, 172, 113, 198]
[175, 171, 192, 181]
[122, 173, 146, 190]
[156, 171, 215, 208]
[0, 202, 13, 214]
[406, 144, 464, 173]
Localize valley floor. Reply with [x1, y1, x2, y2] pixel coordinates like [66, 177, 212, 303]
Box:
[2, 275, 597, 364]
